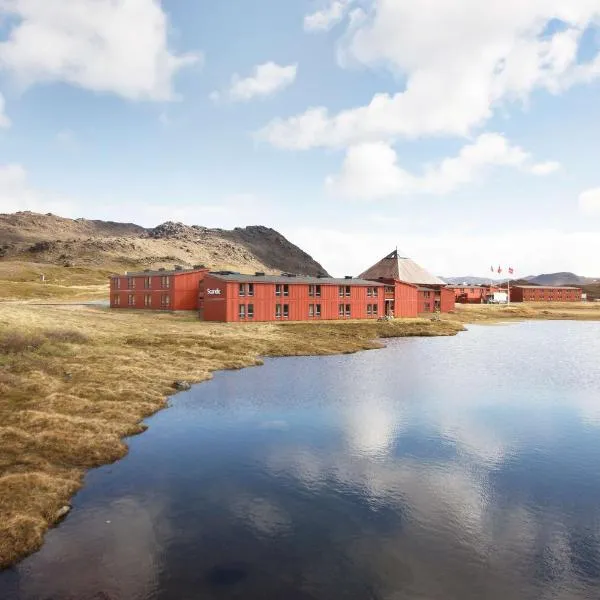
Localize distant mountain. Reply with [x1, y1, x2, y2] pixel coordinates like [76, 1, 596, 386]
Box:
[441, 276, 504, 285]
[524, 272, 599, 286]
[443, 272, 600, 287]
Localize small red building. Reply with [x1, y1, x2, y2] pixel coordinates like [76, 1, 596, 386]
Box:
[198, 272, 419, 322]
[448, 285, 503, 304]
[510, 285, 582, 303]
[109, 266, 209, 311]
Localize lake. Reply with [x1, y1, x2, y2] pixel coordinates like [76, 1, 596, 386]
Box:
[1, 321, 600, 600]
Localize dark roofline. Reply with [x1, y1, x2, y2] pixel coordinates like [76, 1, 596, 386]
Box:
[113, 267, 209, 277]
[511, 285, 582, 290]
[207, 273, 385, 286]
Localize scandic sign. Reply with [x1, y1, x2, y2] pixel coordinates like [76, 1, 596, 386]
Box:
[207, 288, 222, 295]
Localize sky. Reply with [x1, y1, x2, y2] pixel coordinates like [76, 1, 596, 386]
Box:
[1, 0, 600, 277]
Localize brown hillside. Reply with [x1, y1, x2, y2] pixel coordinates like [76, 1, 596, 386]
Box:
[0, 212, 329, 277]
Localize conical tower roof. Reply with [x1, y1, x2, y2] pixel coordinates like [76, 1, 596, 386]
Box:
[359, 249, 445, 286]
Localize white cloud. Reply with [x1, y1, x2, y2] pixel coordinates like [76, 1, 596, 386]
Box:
[579, 187, 600, 215]
[327, 133, 559, 199]
[0, 92, 10, 127]
[304, 1, 353, 32]
[261, 1, 600, 149]
[529, 161, 561, 175]
[216, 62, 298, 103]
[0, 163, 75, 215]
[0, 0, 200, 101]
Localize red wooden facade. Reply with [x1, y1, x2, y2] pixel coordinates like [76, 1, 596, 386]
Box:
[199, 273, 403, 322]
[109, 268, 209, 311]
[510, 286, 582, 303]
[417, 286, 455, 313]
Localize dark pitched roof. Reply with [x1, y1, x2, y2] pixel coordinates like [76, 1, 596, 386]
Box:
[359, 249, 446, 286]
[208, 273, 384, 286]
[119, 267, 208, 277]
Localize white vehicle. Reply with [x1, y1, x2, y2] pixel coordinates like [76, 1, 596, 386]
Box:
[488, 291, 508, 304]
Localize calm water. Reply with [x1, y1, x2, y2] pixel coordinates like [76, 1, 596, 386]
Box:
[2, 321, 600, 600]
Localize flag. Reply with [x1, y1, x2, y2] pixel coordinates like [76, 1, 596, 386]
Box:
[508, 267, 514, 275]
[490, 265, 494, 273]
[497, 266, 502, 274]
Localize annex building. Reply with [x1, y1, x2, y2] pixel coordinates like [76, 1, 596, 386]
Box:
[510, 285, 582, 302]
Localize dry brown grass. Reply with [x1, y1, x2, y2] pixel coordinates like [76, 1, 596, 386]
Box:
[448, 302, 600, 323]
[0, 303, 462, 569]
[0, 261, 111, 301]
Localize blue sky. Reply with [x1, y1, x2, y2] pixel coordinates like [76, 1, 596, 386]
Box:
[1, 1, 600, 277]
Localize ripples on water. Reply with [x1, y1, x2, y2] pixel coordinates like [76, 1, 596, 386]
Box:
[1, 321, 600, 600]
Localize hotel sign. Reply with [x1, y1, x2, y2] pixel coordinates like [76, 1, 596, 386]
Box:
[207, 288, 222, 295]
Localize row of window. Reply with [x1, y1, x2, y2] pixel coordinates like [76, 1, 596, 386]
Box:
[112, 276, 171, 290]
[237, 303, 380, 320]
[113, 294, 171, 307]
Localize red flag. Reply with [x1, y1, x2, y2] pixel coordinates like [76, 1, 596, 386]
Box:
[508, 267, 514, 275]
[497, 266, 502, 274]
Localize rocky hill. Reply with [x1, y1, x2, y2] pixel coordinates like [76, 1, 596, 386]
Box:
[0, 212, 329, 276]
[525, 272, 599, 286]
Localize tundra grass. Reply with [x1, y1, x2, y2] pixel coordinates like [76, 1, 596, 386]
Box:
[0, 303, 463, 569]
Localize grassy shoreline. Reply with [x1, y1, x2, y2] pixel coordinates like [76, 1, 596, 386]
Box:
[0, 303, 462, 569]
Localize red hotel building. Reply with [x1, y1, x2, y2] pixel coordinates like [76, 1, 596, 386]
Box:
[199, 272, 420, 322]
[109, 249, 456, 321]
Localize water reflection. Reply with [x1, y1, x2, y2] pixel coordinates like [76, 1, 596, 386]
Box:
[1, 321, 600, 600]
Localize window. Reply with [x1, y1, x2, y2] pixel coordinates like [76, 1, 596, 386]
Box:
[283, 284, 289, 297]
[315, 285, 321, 297]
[339, 303, 345, 316]
[345, 286, 351, 297]
[283, 304, 289, 318]
[144, 277, 151, 289]
[275, 304, 282, 319]
[276, 284, 282, 296]
[144, 294, 152, 307]
[372, 287, 378, 298]
[315, 304, 321, 317]
[345, 304, 351, 317]
[247, 304, 254, 319]
[113, 294, 120, 306]
[339, 286, 344, 297]
[367, 304, 372, 316]
[128, 294, 135, 306]
[113, 278, 121, 289]
[385, 286, 394, 294]
[239, 304, 246, 319]
[239, 283, 246, 297]
[248, 284, 254, 297]
[372, 303, 378, 315]
[367, 287, 372, 297]
[309, 284, 321, 297]
[128, 277, 135, 289]
[309, 304, 314, 317]
[161, 294, 171, 307]
[161, 276, 171, 289]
